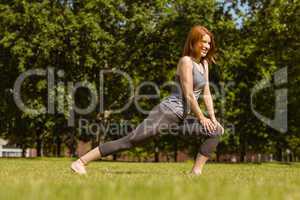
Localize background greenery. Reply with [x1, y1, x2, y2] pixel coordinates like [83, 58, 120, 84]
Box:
[0, 0, 299, 161]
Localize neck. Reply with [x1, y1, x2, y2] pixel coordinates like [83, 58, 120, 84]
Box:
[191, 56, 202, 64]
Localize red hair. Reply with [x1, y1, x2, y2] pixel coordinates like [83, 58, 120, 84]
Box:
[182, 25, 216, 64]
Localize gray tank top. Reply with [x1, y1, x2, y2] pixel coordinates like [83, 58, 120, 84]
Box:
[160, 58, 207, 119]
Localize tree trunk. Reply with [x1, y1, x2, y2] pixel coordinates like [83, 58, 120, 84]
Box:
[56, 136, 61, 157]
[216, 146, 220, 162]
[113, 154, 117, 161]
[275, 144, 283, 161]
[239, 134, 247, 162]
[173, 140, 178, 162]
[36, 129, 42, 157]
[154, 140, 159, 162]
[22, 147, 26, 158]
[70, 129, 77, 157]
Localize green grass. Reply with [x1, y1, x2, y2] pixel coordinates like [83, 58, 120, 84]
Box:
[0, 158, 299, 200]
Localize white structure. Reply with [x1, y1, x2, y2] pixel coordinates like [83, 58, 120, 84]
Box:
[0, 138, 7, 157]
[0, 138, 22, 157]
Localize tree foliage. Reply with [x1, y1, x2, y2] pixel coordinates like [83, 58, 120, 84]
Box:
[0, 0, 299, 161]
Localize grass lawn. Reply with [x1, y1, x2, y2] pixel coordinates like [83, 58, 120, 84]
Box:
[0, 158, 299, 200]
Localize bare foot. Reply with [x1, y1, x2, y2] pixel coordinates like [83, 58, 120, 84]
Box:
[190, 168, 202, 176]
[70, 159, 87, 175]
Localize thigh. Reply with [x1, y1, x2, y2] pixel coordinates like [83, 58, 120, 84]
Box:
[127, 104, 180, 143]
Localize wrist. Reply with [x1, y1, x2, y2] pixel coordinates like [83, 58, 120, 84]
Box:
[196, 113, 205, 121]
[210, 116, 216, 121]
[210, 116, 217, 124]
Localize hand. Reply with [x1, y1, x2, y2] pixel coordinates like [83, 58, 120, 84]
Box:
[198, 116, 217, 133]
[210, 117, 218, 126]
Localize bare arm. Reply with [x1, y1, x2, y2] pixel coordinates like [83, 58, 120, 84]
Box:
[177, 57, 216, 132]
[202, 60, 216, 121]
[177, 56, 205, 120]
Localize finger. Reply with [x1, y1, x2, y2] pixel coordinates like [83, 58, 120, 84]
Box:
[206, 122, 213, 133]
[206, 120, 215, 132]
[200, 120, 207, 130]
[203, 123, 210, 133]
[209, 123, 215, 133]
[213, 121, 220, 130]
[212, 122, 217, 130]
[210, 120, 217, 130]
[212, 120, 218, 127]
[208, 123, 214, 132]
[203, 120, 214, 133]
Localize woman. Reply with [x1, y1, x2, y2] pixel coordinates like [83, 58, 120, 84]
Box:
[71, 25, 224, 175]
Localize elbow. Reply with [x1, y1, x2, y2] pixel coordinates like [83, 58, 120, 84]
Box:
[184, 92, 195, 101]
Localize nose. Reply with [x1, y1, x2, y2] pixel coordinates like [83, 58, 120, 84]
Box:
[204, 43, 210, 49]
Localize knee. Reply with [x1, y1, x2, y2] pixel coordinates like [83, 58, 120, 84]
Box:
[125, 130, 153, 147]
[211, 123, 224, 136]
[218, 124, 224, 135]
[109, 134, 136, 152]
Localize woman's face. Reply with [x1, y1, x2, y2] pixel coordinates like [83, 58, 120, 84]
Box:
[194, 34, 211, 58]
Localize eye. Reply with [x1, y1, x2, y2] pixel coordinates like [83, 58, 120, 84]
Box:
[202, 40, 210, 44]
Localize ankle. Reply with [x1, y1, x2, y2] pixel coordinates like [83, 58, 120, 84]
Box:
[78, 158, 87, 166]
[192, 166, 203, 173]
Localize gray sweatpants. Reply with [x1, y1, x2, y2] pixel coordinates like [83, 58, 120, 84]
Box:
[99, 104, 224, 158]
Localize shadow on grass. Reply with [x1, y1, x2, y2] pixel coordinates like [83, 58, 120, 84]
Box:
[99, 170, 154, 175]
[97, 169, 191, 176]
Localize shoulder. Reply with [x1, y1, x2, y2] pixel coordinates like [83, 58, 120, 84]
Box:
[178, 56, 193, 68]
